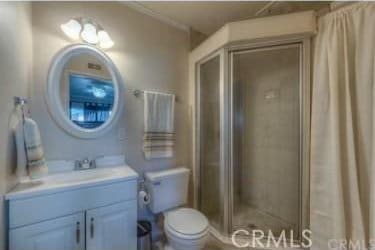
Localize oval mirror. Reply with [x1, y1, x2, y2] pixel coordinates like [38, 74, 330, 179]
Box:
[46, 44, 124, 138]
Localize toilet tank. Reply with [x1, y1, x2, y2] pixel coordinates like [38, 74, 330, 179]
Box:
[145, 167, 190, 214]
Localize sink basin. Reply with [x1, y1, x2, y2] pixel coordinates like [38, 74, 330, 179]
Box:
[47, 169, 116, 184]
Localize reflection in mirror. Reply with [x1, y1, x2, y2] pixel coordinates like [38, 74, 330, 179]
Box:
[60, 54, 114, 129]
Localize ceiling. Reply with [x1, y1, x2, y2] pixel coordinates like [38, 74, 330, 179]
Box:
[136, 1, 330, 35]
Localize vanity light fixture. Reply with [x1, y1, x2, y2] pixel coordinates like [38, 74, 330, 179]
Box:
[98, 30, 114, 49]
[61, 18, 114, 49]
[60, 19, 82, 40]
[81, 23, 99, 44]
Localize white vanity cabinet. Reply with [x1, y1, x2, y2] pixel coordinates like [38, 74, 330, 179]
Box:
[86, 201, 136, 250]
[10, 212, 85, 250]
[6, 167, 138, 250]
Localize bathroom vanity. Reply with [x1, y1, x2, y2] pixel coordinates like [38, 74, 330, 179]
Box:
[7, 37, 139, 250]
[6, 166, 138, 250]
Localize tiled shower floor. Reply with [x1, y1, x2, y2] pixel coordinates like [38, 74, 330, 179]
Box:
[206, 202, 295, 236]
[232, 202, 295, 236]
[202, 203, 296, 249]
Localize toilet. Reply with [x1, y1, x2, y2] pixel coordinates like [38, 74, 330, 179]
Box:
[144, 168, 209, 250]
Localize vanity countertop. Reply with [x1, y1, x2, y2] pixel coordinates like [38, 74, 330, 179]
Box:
[6, 165, 138, 200]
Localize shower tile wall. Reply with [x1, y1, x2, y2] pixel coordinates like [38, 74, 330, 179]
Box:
[232, 47, 300, 235]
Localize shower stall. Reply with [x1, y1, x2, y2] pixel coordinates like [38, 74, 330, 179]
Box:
[192, 12, 313, 243]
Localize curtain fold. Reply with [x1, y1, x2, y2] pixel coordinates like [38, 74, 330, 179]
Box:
[311, 3, 375, 250]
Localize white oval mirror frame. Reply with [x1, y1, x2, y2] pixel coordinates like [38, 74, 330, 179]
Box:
[46, 44, 124, 139]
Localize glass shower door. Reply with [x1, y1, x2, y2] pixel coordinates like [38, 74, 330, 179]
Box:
[197, 54, 226, 233]
[231, 44, 301, 239]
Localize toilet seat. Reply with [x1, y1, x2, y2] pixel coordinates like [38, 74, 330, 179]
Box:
[164, 208, 209, 239]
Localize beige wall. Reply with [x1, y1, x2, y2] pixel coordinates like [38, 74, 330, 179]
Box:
[31, 2, 190, 175]
[188, 28, 207, 51]
[0, 2, 32, 249]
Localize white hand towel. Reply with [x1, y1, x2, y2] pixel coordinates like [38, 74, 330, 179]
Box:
[143, 91, 175, 160]
[23, 118, 48, 179]
[144, 91, 175, 133]
[14, 121, 27, 179]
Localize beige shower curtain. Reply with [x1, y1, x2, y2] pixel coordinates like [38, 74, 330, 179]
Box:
[311, 3, 375, 250]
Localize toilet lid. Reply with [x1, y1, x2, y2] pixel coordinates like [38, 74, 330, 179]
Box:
[165, 208, 209, 235]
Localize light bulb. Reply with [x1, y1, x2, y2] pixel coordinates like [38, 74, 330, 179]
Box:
[81, 23, 98, 44]
[98, 30, 114, 49]
[61, 19, 82, 40]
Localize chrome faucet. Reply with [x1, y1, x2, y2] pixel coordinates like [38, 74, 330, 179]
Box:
[75, 157, 95, 171]
[75, 156, 104, 171]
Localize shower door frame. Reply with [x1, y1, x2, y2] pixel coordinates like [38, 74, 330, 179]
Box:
[194, 36, 311, 242]
[195, 48, 231, 234]
[228, 39, 311, 241]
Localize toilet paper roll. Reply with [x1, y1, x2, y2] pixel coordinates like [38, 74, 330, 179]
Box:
[138, 190, 151, 209]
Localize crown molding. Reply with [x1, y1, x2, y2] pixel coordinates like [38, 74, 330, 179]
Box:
[124, 1, 190, 32]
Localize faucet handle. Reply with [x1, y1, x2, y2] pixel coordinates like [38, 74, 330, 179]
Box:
[89, 159, 96, 169]
[90, 155, 104, 168]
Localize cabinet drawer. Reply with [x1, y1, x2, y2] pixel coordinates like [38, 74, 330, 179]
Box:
[9, 180, 137, 229]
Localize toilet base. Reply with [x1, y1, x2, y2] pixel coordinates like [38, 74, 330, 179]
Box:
[164, 242, 201, 250]
[165, 229, 208, 250]
[164, 243, 174, 250]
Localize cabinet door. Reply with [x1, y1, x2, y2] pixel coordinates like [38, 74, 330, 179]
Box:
[10, 212, 85, 250]
[86, 201, 137, 250]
